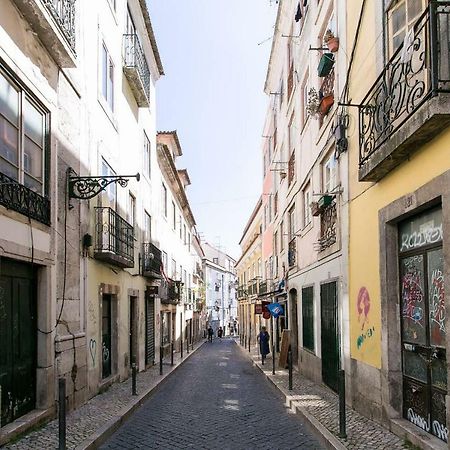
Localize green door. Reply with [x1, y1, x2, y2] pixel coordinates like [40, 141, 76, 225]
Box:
[321, 281, 339, 392]
[0, 259, 36, 426]
[102, 295, 112, 379]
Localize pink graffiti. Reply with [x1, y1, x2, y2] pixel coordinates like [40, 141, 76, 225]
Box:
[357, 287, 370, 330]
[402, 271, 424, 326]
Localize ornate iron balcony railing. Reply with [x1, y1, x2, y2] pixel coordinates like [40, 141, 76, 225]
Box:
[359, 2, 450, 167]
[288, 237, 297, 267]
[142, 242, 162, 277]
[318, 202, 337, 251]
[259, 281, 267, 295]
[0, 171, 50, 225]
[94, 207, 134, 267]
[123, 34, 151, 105]
[42, 0, 76, 51]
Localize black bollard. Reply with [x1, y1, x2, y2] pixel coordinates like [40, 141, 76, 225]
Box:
[181, 337, 183, 358]
[58, 378, 66, 450]
[159, 347, 163, 375]
[338, 369, 347, 439]
[187, 338, 190, 354]
[132, 363, 137, 396]
[171, 342, 174, 366]
[248, 329, 251, 353]
[288, 347, 293, 391]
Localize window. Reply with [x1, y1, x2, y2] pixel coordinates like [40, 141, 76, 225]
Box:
[101, 159, 116, 209]
[274, 192, 278, 216]
[303, 183, 311, 227]
[288, 113, 295, 152]
[101, 43, 114, 111]
[171, 258, 176, 279]
[288, 150, 295, 185]
[288, 205, 295, 240]
[162, 251, 168, 273]
[302, 286, 314, 352]
[179, 215, 182, 239]
[323, 151, 338, 193]
[213, 257, 219, 265]
[280, 220, 284, 251]
[127, 193, 135, 226]
[301, 74, 309, 128]
[143, 132, 151, 178]
[172, 201, 176, 230]
[0, 70, 48, 195]
[188, 232, 191, 251]
[144, 211, 151, 242]
[183, 224, 187, 244]
[388, 0, 425, 55]
[162, 183, 167, 217]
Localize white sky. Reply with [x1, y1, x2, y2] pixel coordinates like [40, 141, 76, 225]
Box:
[150, 0, 277, 259]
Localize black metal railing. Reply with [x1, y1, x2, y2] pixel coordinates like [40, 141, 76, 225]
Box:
[95, 207, 134, 264]
[259, 281, 267, 295]
[359, 2, 450, 167]
[248, 281, 258, 296]
[168, 280, 182, 302]
[237, 285, 247, 298]
[288, 237, 296, 267]
[0, 171, 50, 225]
[142, 242, 162, 277]
[42, 0, 76, 51]
[318, 202, 337, 251]
[123, 34, 151, 101]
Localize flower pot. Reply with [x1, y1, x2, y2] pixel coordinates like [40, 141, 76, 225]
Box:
[317, 53, 334, 77]
[310, 202, 321, 217]
[319, 94, 334, 115]
[326, 37, 339, 52]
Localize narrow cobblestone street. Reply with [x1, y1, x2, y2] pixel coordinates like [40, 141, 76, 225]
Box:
[100, 339, 323, 450]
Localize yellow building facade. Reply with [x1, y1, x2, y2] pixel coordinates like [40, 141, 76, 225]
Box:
[347, 1, 450, 446]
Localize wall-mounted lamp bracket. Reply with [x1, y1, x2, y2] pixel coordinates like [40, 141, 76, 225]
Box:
[68, 168, 140, 200]
[309, 46, 328, 51]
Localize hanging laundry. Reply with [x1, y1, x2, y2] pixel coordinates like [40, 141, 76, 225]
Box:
[295, 2, 302, 22]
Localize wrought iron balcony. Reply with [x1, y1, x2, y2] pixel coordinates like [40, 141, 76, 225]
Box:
[160, 279, 182, 305]
[142, 242, 162, 278]
[318, 202, 337, 252]
[0, 171, 50, 225]
[94, 207, 134, 268]
[237, 285, 247, 299]
[259, 281, 268, 295]
[359, 2, 450, 182]
[13, 0, 76, 66]
[288, 237, 297, 267]
[248, 281, 258, 296]
[123, 34, 151, 107]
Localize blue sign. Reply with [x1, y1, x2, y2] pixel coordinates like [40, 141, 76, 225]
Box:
[267, 302, 284, 318]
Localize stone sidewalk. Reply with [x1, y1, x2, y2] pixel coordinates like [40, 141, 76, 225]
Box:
[2, 341, 205, 450]
[237, 341, 407, 450]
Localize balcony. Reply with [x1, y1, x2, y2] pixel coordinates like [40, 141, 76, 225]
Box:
[123, 34, 151, 107]
[0, 171, 50, 225]
[94, 207, 134, 268]
[237, 285, 247, 299]
[259, 281, 267, 295]
[160, 279, 182, 305]
[288, 237, 297, 267]
[318, 202, 337, 252]
[142, 242, 162, 278]
[13, 0, 76, 66]
[248, 281, 258, 296]
[359, 2, 450, 182]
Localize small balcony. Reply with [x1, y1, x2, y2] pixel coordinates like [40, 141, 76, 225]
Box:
[288, 237, 297, 268]
[142, 242, 162, 278]
[160, 279, 182, 305]
[359, 2, 450, 182]
[0, 171, 50, 225]
[259, 281, 268, 295]
[123, 34, 151, 107]
[237, 285, 247, 299]
[318, 202, 337, 252]
[13, 0, 76, 66]
[248, 281, 258, 296]
[94, 207, 134, 268]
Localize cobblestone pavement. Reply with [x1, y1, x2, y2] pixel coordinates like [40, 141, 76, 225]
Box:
[100, 338, 323, 450]
[3, 342, 204, 450]
[241, 342, 408, 450]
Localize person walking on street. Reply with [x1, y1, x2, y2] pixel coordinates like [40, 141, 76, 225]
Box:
[207, 326, 214, 343]
[258, 326, 270, 365]
[217, 326, 223, 339]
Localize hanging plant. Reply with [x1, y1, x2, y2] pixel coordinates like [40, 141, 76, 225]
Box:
[306, 87, 320, 118]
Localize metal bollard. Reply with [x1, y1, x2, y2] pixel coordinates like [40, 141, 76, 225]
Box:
[132, 363, 137, 396]
[248, 331, 251, 353]
[181, 337, 183, 358]
[171, 342, 174, 366]
[187, 338, 190, 354]
[338, 369, 347, 438]
[159, 348, 163, 375]
[288, 347, 293, 391]
[58, 378, 66, 450]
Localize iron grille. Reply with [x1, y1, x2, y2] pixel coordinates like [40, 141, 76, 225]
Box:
[42, 0, 76, 51]
[95, 207, 134, 263]
[318, 202, 337, 251]
[123, 34, 151, 101]
[142, 242, 162, 276]
[359, 2, 450, 167]
[0, 171, 50, 225]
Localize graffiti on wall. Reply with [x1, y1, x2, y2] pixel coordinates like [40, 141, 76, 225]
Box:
[400, 225, 443, 252]
[89, 339, 97, 367]
[429, 268, 445, 344]
[356, 287, 375, 349]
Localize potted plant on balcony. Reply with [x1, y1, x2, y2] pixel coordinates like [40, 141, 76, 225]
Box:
[310, 201, 321, 217]
[317, 53, 335, 77]
[306, 87, 320, 118]
[318, 194, 334, 210]
[324, 29, 339, 52]
[318, 91, 334, 115]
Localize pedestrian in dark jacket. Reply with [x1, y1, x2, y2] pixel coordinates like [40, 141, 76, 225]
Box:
[258, 326, 270, 364]
[207, 326, 214, 342]
[217, 326, 223, 339]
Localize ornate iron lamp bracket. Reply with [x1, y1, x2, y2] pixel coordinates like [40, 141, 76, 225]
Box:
[68, 168, 140, 200]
